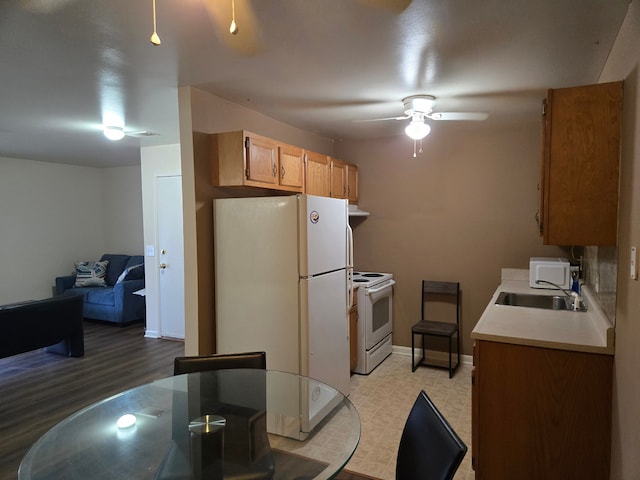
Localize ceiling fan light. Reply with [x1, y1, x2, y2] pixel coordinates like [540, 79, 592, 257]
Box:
[405, 120, 430, 140]
[104, 125, 125, 141]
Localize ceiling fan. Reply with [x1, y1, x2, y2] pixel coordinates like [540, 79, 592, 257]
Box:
[356, 95, 488, 157]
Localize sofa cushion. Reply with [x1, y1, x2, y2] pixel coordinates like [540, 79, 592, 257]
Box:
[74, 261, 109, 287]
[100, 254, 131, 286]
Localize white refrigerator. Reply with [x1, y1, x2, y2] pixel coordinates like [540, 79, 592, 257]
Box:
[213, 194, 352, 438]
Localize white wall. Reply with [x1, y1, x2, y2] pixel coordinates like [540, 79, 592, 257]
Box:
[0, 156, 143, 304]
[101, 166, 144, 254]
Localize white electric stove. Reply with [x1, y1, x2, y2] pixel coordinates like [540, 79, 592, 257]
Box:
[352, 271, 395, 374]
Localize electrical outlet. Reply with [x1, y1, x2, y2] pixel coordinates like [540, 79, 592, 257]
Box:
[631, 246, 637, 280]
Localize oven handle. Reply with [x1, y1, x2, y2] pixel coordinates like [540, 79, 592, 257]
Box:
[365, 279, 396, 296]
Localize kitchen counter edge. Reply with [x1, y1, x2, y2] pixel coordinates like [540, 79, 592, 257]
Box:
[471, 270, 614, 355]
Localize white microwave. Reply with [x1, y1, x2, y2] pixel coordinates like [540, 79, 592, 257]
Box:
[529, 257, 571, 289]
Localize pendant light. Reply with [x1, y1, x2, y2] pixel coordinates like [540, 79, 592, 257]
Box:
[229, 0, 238, 34]
[150, 0, 161, 45]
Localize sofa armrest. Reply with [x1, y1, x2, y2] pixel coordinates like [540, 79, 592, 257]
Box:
[55, 275, 76, 295]
[114, 279, 146, 323]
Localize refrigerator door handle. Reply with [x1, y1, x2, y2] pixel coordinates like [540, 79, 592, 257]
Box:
[346, 223, 354, 309]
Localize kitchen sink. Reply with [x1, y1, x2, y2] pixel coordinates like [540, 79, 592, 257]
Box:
[495, 291, 586, 311]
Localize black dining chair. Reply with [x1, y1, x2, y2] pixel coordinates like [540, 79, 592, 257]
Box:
[411, 280, 461, 378]
[173, 351, 267, 375]
[172, 351, 272, 480]
[396, 390, 467, 480]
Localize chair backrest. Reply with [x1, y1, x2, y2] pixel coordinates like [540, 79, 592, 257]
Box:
[421, 280, 460, 324]
[396, 390, 467, 480]
[173, 351, 266, 375]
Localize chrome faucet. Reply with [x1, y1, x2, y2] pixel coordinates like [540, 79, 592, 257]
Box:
[535, 279, 585, 311]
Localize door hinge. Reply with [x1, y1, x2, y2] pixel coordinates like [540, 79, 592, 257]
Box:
[541, 99, 547, 116]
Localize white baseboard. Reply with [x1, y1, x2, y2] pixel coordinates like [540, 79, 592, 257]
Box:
[144, 329, 160, 339]
[392, 344, 473, 366]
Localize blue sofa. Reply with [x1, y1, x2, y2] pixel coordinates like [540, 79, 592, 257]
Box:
[55, 254, 145, 325]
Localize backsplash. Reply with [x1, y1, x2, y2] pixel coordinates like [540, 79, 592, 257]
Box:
[583, 246, 618, 322]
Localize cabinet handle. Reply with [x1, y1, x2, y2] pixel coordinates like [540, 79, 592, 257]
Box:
[281, 165, 286, 179]
[272, 163, 277, 177]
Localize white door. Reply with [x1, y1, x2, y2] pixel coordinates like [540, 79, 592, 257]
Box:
[156, 175, 185, 339]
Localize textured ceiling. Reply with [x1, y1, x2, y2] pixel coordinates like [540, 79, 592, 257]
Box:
[0, 0, 631, 167]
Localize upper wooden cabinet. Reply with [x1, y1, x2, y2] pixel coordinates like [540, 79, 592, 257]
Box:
[277, 143, 305, 191]
[304, 151, 331, 197]
[539, 81, 623, 246]
[211, 131, 304, 192]
[330, 157, 347, 199]
[330, 158, 359, 203]
[210, 130, 360, 201]
[346, 163, 359, 204]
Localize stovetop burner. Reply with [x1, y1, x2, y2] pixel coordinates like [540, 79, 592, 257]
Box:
[352, 271, 393, 287]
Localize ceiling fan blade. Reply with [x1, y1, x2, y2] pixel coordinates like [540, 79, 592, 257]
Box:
[203, 0, 263, 56]
[353, 115, 410, 123]
[428, 112, 489, 121]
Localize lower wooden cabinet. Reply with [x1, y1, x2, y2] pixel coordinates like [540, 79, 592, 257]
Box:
[472, 340, 613, 480]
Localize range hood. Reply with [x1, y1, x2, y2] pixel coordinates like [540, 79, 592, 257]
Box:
[348, 204, 370, 217]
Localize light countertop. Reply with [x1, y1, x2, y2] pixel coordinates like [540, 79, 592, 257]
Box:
[471, 269, 614, 355]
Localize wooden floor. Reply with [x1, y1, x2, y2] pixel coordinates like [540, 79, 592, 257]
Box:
[0, 321, 184, 480]
[0, 321, 374, 480]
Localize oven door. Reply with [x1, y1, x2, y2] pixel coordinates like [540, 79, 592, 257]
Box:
[363, 280, 395, 349]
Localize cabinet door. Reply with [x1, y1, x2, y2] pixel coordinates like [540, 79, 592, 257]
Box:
[541, 81, 622, 246]
[245, 135, 278, 186]
[305, 151, 331, 197]
[346, 163, 358, 203]
[330, 158, 347, 199]
[279, 144, 304, 192]
[474, 340, 612, 480]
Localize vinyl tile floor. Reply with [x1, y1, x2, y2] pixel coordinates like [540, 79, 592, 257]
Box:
[343, 354, 474, 480]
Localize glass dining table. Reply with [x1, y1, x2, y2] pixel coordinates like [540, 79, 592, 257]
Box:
[18, 369, 360, 480]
